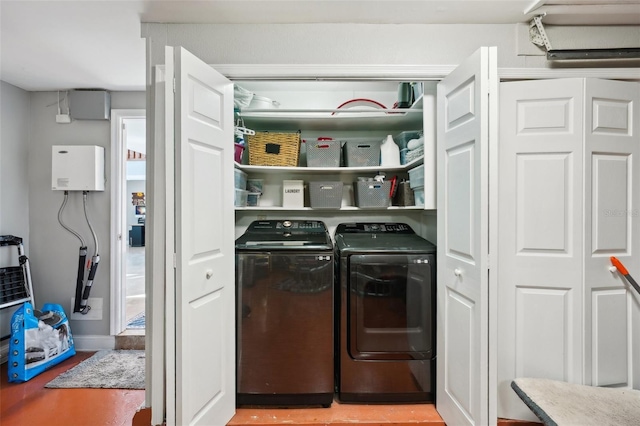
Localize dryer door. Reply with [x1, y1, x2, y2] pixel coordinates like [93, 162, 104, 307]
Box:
[348, 253, 435, 360]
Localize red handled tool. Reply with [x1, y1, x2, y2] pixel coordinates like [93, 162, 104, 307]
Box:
[611, 256, 640, 296]
[389, 176, 398, 199]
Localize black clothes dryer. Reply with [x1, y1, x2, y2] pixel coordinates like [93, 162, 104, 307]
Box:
[334, 222, 436, 403]
[235, 220, 334, 407]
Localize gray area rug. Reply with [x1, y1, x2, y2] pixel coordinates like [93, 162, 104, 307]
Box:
[45, 350, 145, 389]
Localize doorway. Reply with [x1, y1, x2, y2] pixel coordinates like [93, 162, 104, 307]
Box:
[110, 109, 146, 335]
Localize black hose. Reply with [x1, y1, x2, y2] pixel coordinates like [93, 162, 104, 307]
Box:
[59, 191, 90, 313]
[78, 192, 101, 315]
[73, 246, 88, 313]
[79, 255, 100, 314]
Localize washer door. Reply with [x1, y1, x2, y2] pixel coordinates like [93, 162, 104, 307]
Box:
[348, 253, 435, 360]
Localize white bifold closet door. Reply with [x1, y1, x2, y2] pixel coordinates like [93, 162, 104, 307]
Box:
[152, 46, 236, 426]
[436, 46, 498, 426]
[498, 78, 640, 421]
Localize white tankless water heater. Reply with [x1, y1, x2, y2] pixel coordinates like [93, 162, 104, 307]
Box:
[52, 145, 105, 191]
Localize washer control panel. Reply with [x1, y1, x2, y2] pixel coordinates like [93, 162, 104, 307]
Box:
[246, 220, 327, 233]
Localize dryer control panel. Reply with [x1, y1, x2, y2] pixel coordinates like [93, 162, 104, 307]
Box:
[335, 223, 414, 234]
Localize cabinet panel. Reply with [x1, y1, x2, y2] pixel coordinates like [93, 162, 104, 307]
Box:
[445, 143, 474, 263]
[515, 287, 574, 381]
[516, 153, 573, 254]
[517, 98, 574, 134]
[592, 153, 631, 254]
[591, 289, 629, 387]
[592, 98, 632, 135]
[444, 288, 474, 420]
[445, 80, 475, 130]
[191, 79, 223, 126]
[191, 143, 225, 256]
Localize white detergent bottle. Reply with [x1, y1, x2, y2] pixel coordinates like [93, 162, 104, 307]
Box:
[380, 134, 400, 167]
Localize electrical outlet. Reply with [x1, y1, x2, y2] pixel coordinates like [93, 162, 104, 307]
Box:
[70, 297, 103, 320]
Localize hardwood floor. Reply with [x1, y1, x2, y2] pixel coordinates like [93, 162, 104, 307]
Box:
[229, 403, 445, 426]
[1, 351, 145, 426]
[3, 351, 541, 426]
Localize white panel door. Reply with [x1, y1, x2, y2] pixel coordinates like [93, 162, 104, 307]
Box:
[436, 46, 497, 426]
[173, 46, 236, 426]
[498, 79, 585, 421]
[584, 79, 640, 389]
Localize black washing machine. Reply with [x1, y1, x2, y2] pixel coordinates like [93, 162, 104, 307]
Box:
[235, 220, 334, 407]
[334, 222, 436, 403]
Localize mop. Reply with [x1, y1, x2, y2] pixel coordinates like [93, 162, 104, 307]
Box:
[610, 256, 640, 296]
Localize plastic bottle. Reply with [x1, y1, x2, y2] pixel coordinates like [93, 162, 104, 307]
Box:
[380, 134, 400, 167]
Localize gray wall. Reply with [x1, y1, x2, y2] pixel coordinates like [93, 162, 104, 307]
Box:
[26, 91, 145, 336]
[0, 81, 31, 339]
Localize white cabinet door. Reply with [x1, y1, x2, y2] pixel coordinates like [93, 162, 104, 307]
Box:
[498, 78, 640, 421]
[436, 46, 497, 426]
[170, 46, 236, 426]
[498, 78, 585, 421]
[583, 79, 640, 389]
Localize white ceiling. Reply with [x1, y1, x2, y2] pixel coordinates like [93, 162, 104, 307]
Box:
[1, 0, 639, 92]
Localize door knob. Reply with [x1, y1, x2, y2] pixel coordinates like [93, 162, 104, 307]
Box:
[454, 268, 462, 277]
[206, 270, 213, 279]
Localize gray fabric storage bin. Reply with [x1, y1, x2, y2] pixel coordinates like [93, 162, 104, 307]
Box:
[353, 181, 391, 208]
[307, 139, 341, 167]
[309, 181, 343, 209]
[343, 139, 381, 167]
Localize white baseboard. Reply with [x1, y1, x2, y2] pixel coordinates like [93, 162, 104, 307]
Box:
[72, 335, 116, 351]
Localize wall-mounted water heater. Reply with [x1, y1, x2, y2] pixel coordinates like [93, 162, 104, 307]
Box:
[52, 145, 105, 191]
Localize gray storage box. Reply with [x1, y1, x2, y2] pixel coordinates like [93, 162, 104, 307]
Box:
[309, 181, 343, 209]
[307, 139, 341, 167]
[354, 181, 391, 208]
[343, 139, 381, 167]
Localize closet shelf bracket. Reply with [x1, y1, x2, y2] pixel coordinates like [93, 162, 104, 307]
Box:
[529, 15, 553, 52]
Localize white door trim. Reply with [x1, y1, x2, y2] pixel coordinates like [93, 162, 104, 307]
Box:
[110, 108, 146, 335]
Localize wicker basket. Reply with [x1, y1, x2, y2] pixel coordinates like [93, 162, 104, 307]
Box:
[247, 132, 300, 167]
